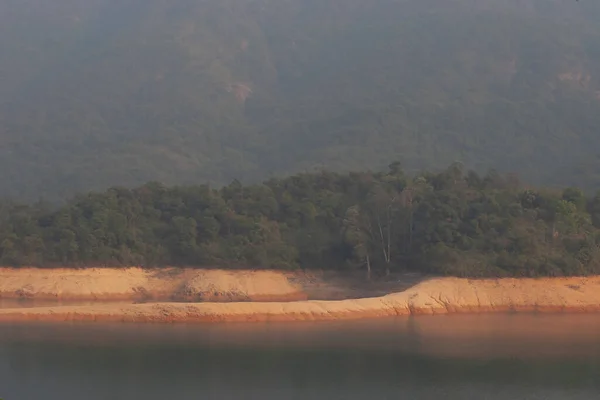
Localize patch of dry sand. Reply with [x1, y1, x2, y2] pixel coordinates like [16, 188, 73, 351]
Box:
[173, 269, 307, 302]
[2, 276, 600, 323]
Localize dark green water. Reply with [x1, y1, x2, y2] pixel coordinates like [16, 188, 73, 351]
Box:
[2, 314, 600, 400]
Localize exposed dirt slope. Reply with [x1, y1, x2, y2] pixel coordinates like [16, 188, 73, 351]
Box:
[0, 267, 305, 302]
[1, 276, 600, 323]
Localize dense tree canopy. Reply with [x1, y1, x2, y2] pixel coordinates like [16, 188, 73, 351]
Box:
[3, 163, 600, 278]
[1, 0, 600, 200]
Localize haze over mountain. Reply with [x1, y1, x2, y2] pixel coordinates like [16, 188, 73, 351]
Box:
[1, 0, 600, 200]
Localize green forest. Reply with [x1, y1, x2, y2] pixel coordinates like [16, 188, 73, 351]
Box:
[3, 163, 600, 278]
[1, 0, 600, 200]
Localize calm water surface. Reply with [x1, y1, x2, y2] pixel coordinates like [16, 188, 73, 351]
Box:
[2, 314, 600, 399]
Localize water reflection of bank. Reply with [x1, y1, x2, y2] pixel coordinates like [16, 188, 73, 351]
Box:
[2, 314, 600, 359]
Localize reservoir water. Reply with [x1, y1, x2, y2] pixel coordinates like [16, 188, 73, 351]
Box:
[1, 314, 600, 399]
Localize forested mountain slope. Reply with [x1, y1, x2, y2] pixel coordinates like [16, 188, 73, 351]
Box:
[1, 0, 600, 200]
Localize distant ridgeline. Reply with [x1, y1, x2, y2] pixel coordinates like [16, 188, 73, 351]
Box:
[2, 162, 600, 277]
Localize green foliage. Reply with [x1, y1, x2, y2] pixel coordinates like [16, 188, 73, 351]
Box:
[2, 163, 600, 278]
[1, 0, 600, 200]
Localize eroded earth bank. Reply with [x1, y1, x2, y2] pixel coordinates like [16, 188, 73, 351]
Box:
[1, 268, 600, 323]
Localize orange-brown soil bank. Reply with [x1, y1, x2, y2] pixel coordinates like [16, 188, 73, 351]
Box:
[1, 276, 600, 323]
[0, 267, 306, 302]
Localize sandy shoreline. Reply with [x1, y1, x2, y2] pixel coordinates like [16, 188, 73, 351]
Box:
[1, 275, 600, 323]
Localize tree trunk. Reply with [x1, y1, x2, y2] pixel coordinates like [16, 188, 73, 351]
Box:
[409, 207, 413, 246]
[377, 217, 387, 260]
[366, 254, 371, 281]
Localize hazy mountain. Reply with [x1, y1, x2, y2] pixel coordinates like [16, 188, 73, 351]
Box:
[1, 0, 600, 200]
